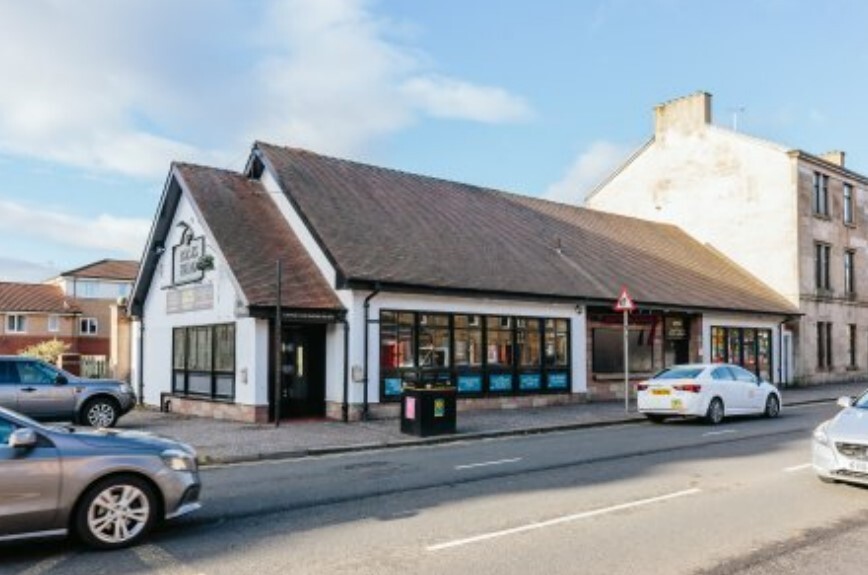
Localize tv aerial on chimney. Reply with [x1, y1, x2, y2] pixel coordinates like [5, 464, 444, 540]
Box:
[729, 106, 746, 132]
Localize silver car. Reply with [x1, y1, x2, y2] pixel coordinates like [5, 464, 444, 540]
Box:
[0, 406, 201, 549]
[0, 355, 136, 427]
[813, 390, 868, 486]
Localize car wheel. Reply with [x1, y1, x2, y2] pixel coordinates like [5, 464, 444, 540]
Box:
[705, 398, 725, 425]
[74, 475, 158, 549]
[645, 414, 667, 424]
[764, 395, 781, 418]
[82, 397, 120, 428]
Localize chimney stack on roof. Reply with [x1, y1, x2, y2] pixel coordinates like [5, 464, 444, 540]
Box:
[654, 91, 712, 138]
[820, 150, 846, 167]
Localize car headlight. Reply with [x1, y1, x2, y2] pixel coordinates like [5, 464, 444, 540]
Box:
[161, 449, 197, 472]
[813, 423, 831, 447]
[120, 383, 134, 395]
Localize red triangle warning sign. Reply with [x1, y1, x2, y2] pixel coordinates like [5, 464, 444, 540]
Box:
[613, 286, 636, 312]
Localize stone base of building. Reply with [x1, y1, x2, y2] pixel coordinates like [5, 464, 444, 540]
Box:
[159, 394, 270, 423]
[326, 392, 589, 421]
[588, 377, 646, 401]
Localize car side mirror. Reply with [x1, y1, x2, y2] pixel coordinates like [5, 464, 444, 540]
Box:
[837, 396, 854, 408]
[55, 374, 68, 385]
[8, 428, 37, 449]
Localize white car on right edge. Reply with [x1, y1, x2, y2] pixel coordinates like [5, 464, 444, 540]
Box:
[813, 390, 868, 486]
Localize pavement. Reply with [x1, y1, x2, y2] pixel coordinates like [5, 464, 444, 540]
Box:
[113, 381, 868, 466]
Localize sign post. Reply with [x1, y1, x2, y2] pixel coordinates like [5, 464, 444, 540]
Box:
[614, 287, 636, 413]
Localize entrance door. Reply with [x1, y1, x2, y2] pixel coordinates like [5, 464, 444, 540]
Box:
[279, 325, 326, 418]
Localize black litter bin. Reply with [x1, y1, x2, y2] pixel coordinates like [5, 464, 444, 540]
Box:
[400, 385, 457, 437]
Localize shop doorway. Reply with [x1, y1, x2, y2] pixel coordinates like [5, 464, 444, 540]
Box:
[278, 324, 326, 418]
[664, 316, 690, 366]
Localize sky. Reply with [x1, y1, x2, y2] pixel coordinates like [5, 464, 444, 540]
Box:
[1, 0, 867, 282]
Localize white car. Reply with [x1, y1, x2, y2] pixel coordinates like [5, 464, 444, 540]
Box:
[636, 363, 782, 424]
[813, 391, 868, 486]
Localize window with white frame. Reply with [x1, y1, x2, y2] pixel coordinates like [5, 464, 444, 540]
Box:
[48, 314, 59, 332]
[5, 314, 26, 333]
[76, 281, 98, 298]
[79, 317, 98, 335]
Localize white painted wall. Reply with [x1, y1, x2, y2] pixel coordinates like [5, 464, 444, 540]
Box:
[588, 121, 800, 305]
[140, 190, 255, 408]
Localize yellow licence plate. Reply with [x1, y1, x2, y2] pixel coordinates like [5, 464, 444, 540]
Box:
[652, 389, 670, 395]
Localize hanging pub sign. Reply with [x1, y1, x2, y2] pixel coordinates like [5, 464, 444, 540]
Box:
[172, 222, 207, 286]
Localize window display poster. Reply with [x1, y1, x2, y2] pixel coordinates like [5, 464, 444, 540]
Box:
[385, 378, 403, 397]
[548, 372, 568, 389]
[405, 396, 416, 419]
[458, 375, 482, 393]
[489, 373, 513, 392]
[519, 373, 541, 390]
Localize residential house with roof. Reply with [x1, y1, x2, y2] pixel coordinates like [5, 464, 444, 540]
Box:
[0, 282, 80, 357]
[586, 91, 868, 386]
[46, 259, 139, 380]
[129, 143, 797, 423]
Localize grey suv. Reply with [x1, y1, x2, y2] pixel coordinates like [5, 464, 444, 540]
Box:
[0, 356, 136, 427]
[0, 406, 201, 549]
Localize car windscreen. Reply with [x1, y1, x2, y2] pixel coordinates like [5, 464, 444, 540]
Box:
[854, 392, 868, 409]
[652, 367, 704, 380]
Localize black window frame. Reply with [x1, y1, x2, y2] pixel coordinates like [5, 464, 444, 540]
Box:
[378, 310, 571, 401]
[172, 323, 236, 400]
[710, 326, 773, 381]
[815, 242, 831, 291]
[817, 321, 833, 370]
[813, 172, 829, 217]
[845, 249, 856, 295]
[849, 323, 858, 368]
[844, 182, 854, 225]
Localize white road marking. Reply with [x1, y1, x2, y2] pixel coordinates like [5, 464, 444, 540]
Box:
[426, 488, 701, 552]
[702, 429, 737, 437]
[134, 544, 203, 575]
[17, 556, 69, 575]
[783, 463, 813, 473]
[455, 457, 523, 470]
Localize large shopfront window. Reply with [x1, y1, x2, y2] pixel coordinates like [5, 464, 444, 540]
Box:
[711, 326, 772, 381]
[379, 310, 571, 400]
[173, 323, 235, 399]
[591, 327, 655, 374]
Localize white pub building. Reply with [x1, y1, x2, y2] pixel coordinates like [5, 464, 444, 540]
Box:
[129, 143, 798, 422]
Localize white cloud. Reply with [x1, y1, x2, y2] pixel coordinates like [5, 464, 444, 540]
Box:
[545, 141, 631, 205]
[0, 257, 59, 283]
[401, 76, 532, 123]
[0, 200, 150, 256]
[0, 0, 532, 176]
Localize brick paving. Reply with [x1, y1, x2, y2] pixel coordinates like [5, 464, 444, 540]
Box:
[114, 381, 868, 465]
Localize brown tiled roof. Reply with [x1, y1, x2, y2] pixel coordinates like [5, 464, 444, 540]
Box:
[61, 259, 139, 281]
[0, 283, 80, 313]
[174, 164, 344, 311]
[255, 143, 797, 315]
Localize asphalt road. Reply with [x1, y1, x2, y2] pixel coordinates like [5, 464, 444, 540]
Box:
[3, 401, 868, 575]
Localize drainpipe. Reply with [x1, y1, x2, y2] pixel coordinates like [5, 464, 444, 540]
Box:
[362, 286, 381, 421]
[137, 318, 144, 405]
[341, 317, 350, 422]
[778, 317, 790, 387]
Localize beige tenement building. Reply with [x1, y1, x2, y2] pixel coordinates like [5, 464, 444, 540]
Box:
[587, 91, 868, 385]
